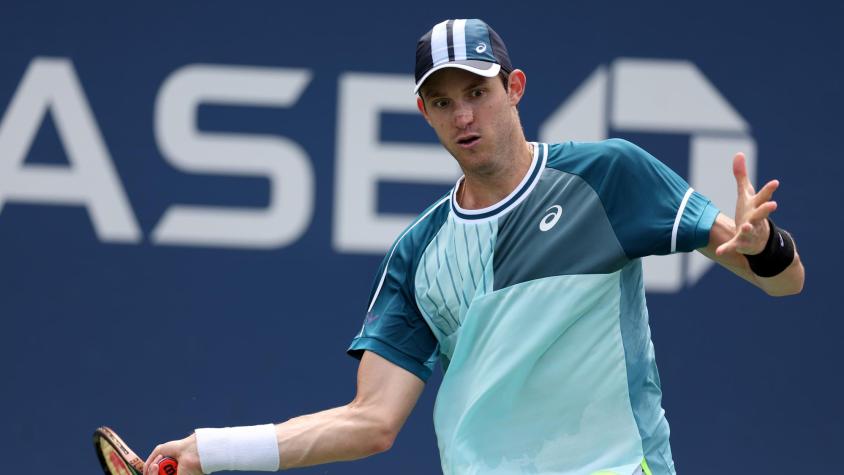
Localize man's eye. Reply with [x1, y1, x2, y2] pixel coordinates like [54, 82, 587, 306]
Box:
[471, 89, 485, 97]
[433, 99, 449, 108]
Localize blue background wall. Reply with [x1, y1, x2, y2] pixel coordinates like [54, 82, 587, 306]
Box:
[1, 1, 840, 473]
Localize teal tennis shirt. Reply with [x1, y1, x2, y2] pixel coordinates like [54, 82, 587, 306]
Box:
[348, 139, 720, 475]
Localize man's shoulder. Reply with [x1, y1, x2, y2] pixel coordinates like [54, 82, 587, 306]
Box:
[387, 192, 452, 257]
[544, 138, 649, 174]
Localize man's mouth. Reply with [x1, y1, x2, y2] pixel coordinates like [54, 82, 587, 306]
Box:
[457, 134, 481, 148]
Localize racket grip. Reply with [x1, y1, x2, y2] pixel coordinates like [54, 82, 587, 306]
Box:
[158, 456, 178, 475]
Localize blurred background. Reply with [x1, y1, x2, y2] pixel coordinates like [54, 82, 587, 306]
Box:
[1, 1, 840, 473]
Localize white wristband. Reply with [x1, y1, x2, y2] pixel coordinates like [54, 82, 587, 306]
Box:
[195, 424, 280, 473]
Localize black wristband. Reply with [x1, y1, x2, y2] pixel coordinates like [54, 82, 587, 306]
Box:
[745, 218, 795, 277]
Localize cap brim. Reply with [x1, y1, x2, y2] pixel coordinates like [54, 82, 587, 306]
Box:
[414, 60, 501, 94]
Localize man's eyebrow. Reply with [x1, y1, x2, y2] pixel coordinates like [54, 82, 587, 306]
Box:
[424, 79, 487, 100]
[462, 79, 486, 92]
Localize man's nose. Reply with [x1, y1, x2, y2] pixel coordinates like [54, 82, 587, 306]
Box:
[453, 102, 474, 129]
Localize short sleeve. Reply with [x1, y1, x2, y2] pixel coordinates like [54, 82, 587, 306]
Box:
[347, 203, 449, 382]
[558, 139, 719, 258]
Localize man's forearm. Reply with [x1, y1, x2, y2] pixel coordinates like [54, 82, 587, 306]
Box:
[275, 403, 396, 469]
[749, 250, 804, 296]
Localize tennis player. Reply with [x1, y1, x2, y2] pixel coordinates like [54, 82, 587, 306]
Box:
[145, 19, 804, 475]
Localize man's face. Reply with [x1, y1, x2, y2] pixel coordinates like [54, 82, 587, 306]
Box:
[418, 68, 519, 173]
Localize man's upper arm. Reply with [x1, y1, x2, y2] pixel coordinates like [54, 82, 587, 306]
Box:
[351, 351, 426, 435]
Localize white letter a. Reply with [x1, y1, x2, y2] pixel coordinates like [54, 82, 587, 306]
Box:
[0, 57, 140, 242]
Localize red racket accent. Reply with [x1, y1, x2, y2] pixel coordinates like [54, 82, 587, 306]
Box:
[158, 457, 178, 475]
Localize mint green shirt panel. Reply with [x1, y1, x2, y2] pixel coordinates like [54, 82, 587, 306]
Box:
[433, 274, 644, 475]
[347, 195, 451, 381]
[548, 139, 719, 257]
[414, 214, 497, 368]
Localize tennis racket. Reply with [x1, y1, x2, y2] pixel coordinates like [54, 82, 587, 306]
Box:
[93, 426, 178, 475]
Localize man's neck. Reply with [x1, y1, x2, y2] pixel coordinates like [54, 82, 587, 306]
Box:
[458, 140, 534, 210]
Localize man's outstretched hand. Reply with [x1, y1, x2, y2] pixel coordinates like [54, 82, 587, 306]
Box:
[716, 152, 779, 257]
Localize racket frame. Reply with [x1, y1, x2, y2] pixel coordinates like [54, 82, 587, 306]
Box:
[93, 426, 147, 475]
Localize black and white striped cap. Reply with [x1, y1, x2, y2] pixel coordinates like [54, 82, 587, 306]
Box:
[414, 19, 513, 94]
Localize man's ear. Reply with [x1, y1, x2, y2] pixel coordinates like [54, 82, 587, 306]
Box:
[417, 96, 432, 125]
[507, 69, 526, 106]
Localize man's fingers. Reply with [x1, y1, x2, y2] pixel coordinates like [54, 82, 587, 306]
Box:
[145, 449, 168, 475]
[753, 179, 779, 207]
[145, 447, 162, 474]
[150, 455, 165, 475]
[716, 236, 737, 256]
[748, 201, 777, 224]
[732, 152, 752, 194]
